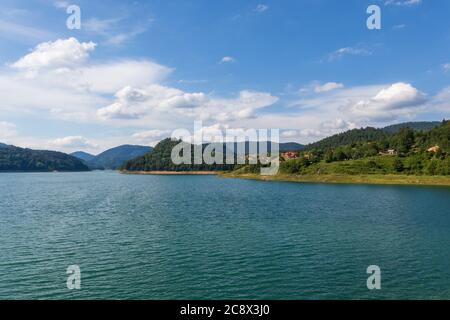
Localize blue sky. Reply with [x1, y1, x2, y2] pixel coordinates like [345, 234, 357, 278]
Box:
[0, 0, 449, 153]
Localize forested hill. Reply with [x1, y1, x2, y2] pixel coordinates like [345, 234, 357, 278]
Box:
[278, 120, 450, 176]
[306, 121, 443, 151]
[306, 127, 389, 151]
[382, 121, 441, 134]
[0, 145, 90, 172]
[121, 138, 235, 172]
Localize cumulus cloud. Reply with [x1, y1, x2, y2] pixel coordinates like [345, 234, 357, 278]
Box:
[48, 135, 98, 150]
[97, 85, 278, 122]
[131, 129, 172, 146]
[346, 82, 426, 121]
[314, 82, 344, 93]
[12, 38, 96, 73]
[280, 130, 299, 138]
[1, 38, 172, 123]
[276, 82, 432, 143]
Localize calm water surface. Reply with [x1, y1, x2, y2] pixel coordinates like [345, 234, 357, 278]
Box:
[0, 171, 449, 299]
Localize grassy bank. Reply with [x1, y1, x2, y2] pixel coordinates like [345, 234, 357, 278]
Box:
[120, 170, 218, 175]
[220, 172, 450, 187]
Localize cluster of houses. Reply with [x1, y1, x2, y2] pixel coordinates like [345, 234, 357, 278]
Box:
[280, 145, 443, 162]
[378, 145, 442, 156]
[281, 151, 299, 160]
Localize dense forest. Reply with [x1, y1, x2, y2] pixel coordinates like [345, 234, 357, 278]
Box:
[0, 144, 89, 172]
[121, 138, 235, 171]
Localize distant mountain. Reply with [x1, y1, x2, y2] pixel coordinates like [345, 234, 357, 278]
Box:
[279, 142, 305, 151]
[306, 127, 389, 151]
[0, 144, 89, 172]
[70, 151, 95, 162]
[72, 145, 153, 170]
[382, 121, 441, 134]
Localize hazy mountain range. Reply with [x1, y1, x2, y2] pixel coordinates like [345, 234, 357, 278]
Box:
[71, 145, 153, 170]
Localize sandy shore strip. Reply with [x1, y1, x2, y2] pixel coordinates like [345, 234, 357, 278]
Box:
[120, 170, 219, 175]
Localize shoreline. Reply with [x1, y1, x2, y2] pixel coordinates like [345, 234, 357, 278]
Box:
[120, 170, 219, 175]
[220, 173, 450, 187]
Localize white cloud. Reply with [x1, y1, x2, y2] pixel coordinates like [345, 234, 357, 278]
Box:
[346, 82, 426, 121]
[133, 129, 171, 140]
[0, 38, 173, 124]
[53, 1, 69, 9]
[271, 82, 434, 143]
[12, 38, 96, 73]
[314, 82, 344, 93]
[78, 60, 172, 94]
[280, 130, 299, 138]
[181, 123, 270, 144]
[48, 136, 98, 150]
[220, 56, 236, 64]
[329, 46, 371, 61]
[132, 129, 171, 146]
[431, 87, 450, 112]
[97, 85, 278, 122]
[385, 0, 422, 6]
[254, 4, 269, 13]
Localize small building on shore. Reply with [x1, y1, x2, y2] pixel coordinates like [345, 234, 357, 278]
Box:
[379, 149, 397, 156]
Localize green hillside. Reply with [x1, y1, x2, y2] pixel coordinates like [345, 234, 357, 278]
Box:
[0, 145, 90, 172]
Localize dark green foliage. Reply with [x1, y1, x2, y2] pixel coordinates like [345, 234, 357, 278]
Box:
[382, 121, 441, 134]
[0, 145, 89, 172]
[392, 127, 415, 154]
[305, 127, 389, 151]
[280, 120, 450, 176]
[392, 158, 404, 172]
[121, 138, 235, 172]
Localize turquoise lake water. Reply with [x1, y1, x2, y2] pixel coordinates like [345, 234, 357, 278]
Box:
[0, 171, 449, 299]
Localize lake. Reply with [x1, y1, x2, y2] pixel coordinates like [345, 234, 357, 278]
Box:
[0, 171, 449, 299]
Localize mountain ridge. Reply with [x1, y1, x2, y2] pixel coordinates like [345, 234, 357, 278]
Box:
[72, 144, 153, 170]
[0, 144, 89, 172]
